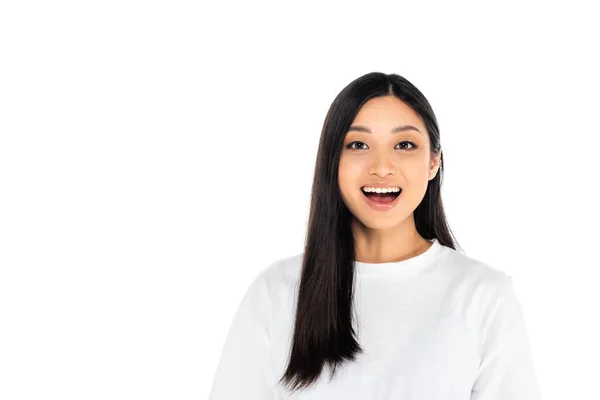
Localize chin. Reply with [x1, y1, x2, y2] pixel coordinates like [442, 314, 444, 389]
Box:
[353, 212, 410, 230]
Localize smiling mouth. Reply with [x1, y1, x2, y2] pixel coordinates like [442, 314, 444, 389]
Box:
[361, 188, 402, 203]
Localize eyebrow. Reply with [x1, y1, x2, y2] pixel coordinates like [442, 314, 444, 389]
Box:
[347, 125, 423, 136]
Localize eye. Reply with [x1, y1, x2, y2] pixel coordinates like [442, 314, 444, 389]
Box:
[346, 141, 417, 150]
[397, 141, 416, 150]
[347, 141, 368, 150]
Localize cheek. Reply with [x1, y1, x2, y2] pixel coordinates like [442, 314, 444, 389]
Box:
[406, 166, 430, 181]
[337, 173, 354, 201]
[403, 158, 431, 178]
[338, 158, 358, 184]
[338, 161, 362, 203]
[402, 169, 433, 201]
[339, 155, 365, 175]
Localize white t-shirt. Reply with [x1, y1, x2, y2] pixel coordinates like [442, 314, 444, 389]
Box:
[208, 238, 542, 399]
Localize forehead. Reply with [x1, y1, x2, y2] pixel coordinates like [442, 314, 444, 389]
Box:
[351, 96, 424, 130]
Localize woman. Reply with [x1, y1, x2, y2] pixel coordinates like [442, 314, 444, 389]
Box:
[208, 72, 542, 399]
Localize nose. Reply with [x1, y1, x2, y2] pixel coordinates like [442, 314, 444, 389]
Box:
[368, 153, 397, 176]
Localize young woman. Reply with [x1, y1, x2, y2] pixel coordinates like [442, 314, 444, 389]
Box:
[208, 72, 542, 399]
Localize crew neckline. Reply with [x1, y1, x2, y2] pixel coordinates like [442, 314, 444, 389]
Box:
[353, 238, 444, 277]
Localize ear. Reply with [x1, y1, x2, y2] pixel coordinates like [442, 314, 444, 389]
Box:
[429, 149, 442, 181]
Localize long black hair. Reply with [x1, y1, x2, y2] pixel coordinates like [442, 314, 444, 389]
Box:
[277, 72, 460, 393]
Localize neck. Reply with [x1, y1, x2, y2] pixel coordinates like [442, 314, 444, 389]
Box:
[351, 215, 431, 263]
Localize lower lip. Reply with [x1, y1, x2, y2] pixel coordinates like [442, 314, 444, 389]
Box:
[362, 190, 402, 211]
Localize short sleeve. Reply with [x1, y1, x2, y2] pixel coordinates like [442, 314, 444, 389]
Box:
[471, 275, 542, 400]
[208, 271, 278, 400]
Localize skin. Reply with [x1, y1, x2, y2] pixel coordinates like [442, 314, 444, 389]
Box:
[338, 95, 442, 263]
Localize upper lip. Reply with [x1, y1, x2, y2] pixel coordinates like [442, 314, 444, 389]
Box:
[361, 183, 402, 189]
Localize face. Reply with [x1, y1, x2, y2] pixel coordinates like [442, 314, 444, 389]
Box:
[338, 95, 441, 230]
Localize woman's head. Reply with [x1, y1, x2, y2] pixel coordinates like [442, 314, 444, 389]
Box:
[278, 72, 459, 394]
[339, 94, 441, 232]
[310, 72, 451, 243]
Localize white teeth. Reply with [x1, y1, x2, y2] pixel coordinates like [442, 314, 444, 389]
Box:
[362, 187, 401, 193]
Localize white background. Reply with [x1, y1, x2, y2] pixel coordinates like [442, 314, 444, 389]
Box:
[1, 1, 598, 399]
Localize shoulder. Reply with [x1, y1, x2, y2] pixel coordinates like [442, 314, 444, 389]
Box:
[440, 244, 512, 283]
[435, 245, 516, 307]
[434, 246, 525, 352]
[244, 252, 304, 301]
[254, 252, 303, 284]
[228, 254, 303, 329]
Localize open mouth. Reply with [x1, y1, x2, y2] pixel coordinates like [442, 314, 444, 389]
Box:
[361, 188, 402, 204]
